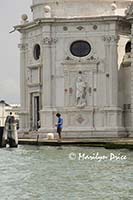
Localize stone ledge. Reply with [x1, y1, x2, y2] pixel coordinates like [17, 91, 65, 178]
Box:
[18, 138, 133, 149]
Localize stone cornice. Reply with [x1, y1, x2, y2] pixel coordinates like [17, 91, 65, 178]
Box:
[14, 16, 128, 32]
[18, 110, 29, 115]
[62, 58, 100, 66]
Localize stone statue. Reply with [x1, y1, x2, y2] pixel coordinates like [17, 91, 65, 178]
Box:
[76, 74, 87, 108]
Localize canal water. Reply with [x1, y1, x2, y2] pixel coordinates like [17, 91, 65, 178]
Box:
[0, 145, 132, 200]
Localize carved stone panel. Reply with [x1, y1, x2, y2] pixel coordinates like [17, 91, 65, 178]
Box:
[68, 112, 90, 127]
[27, 65, 42, 87]
[64, 63, 97, 108]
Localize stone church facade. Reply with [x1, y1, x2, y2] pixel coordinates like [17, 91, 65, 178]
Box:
[15, 0, 133, 137]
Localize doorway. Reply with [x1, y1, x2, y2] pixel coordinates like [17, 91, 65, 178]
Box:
[31, 94, 40, 130]
[34, 96, 40, 130]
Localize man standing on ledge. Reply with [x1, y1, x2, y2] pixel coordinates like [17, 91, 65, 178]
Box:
[55, 113, 63, 140]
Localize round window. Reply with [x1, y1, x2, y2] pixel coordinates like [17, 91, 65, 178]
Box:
[33, 44, 41, 60]
[70, 40, 91, 57]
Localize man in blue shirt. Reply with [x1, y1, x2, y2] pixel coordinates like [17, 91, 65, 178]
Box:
[55, 113, 63, 140]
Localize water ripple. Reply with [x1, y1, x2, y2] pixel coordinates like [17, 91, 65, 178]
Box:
[0, 146, 132, 200]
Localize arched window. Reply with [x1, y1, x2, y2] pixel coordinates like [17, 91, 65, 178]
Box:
[125, 41, 131, 53]
[33, 44, 41, 60]
[70, 40, 91, 57]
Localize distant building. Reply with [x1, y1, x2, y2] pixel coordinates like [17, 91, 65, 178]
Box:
[15, 0, 133, 137]
[0, 100, 20, 127]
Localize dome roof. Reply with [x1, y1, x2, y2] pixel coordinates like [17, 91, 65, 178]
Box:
[31, 0, 130, 20]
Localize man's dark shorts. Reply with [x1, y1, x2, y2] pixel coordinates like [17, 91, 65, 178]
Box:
[57, 128, 62, 134]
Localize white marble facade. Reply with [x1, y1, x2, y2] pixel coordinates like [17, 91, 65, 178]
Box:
[15, 0, 133, 137]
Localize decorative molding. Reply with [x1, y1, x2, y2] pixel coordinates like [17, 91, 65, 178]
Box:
[27, 64, 42, 69]
[63, 26, 68, 31]
[102, 36, 111, 42]
[18, 110, 29, 115]
[62, 57, 100, 66]
[87, 55, 97, 61]
[42, 37, 57, 45]
[110, 35, 120, 43]
[65, 56, 73, 61]
[76, 115, 85, 124]
[93, 25, 98, 30]
[76, 26, 84, 31]
[27, 83, 42, 88]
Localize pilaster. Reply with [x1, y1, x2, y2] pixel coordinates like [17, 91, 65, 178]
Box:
[130, 24, 133, 131]
[102, 35, 123, 130]
[102, 35, 119, 107]
[109, 35, 119, 107]
[18, 42, 28, 109]
[42, 36, 57, 107]
[103, 36, 110, 106]
[40, 34, 57, 130]
[18, 37, 29, 130]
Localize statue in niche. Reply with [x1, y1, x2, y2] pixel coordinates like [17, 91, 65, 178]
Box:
[76, 72, 87, 108]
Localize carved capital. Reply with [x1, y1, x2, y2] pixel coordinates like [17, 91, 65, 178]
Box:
[110, 35, 120, 43]
[102, 36, 111, 42]
[42, 37, 57, 45]
[102, 35, 119, 43]
[18, 43, 28, 50]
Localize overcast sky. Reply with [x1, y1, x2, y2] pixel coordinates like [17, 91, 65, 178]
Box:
[0, 0, 32, 104]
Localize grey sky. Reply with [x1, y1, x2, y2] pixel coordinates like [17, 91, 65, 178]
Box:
[0, 0, 32, 104]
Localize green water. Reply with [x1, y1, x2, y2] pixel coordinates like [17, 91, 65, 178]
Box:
[0, 145, 133, 200]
